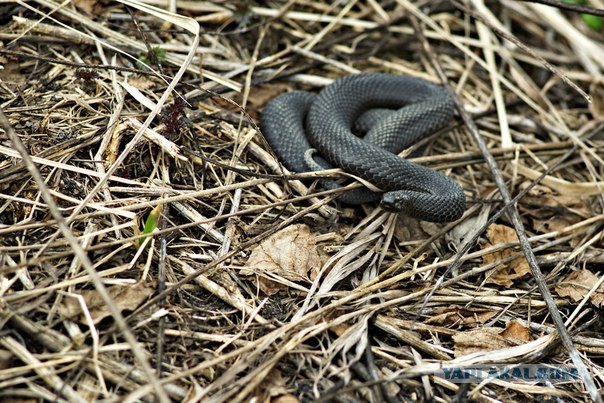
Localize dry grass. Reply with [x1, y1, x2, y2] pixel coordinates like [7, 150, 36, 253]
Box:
[1, 0, 604, 401]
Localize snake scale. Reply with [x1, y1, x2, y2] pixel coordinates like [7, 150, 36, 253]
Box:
[260, 73, 465, 222]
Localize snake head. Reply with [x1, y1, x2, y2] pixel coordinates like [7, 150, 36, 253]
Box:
[380, 191, 412, 212]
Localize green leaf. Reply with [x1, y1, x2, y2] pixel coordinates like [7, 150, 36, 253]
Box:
[562, 1, 603, 31]
[139, 205, 161, 246]
[581, 14, 604, 31]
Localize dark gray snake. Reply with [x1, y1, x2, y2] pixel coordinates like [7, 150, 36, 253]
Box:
[260, 73, 465, 222]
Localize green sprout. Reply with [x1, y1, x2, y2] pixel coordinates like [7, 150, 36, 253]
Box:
[138, 205, 161, 246]
[137, 46, 167, 70]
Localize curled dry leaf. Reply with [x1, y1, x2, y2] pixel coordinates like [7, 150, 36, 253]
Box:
[244, 224, 321, 296]
[453, 320, 531, 357]
[555, 269, 604, 307]
[59, 281, 156, 324]
[426, 305, 498, 326]
[482, 224, 530, 287]
[516, 168, 604, 205]
[447, 206, 490, 252]
[500, 319, 531, 342]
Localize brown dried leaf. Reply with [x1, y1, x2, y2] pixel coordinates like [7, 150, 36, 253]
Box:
[393, 215, 440, 243]
[73, 0, 105, 15]
[453, 320, 531, 357]
[500, 320, 531, 342]
[272, 394, 300, 403]
[0, 56, 25, 86]
[555, 269, 604, 307]
[235, 83, 291, 119]
[533, 215, 582, 235]
[519, 182, 591, 219]
[482, 224, 530, 287]
[0, 349, 12, 370]
[127, 76, 157, 91]
[60, 281, 156, 324]
[330, 320, 351, 337]
[590, 78, 604, 120]
[252, 368, 295, 402]
[106, 121, 129, 167]
[245, 224, 321, 295]
[426, 306, 497, 326]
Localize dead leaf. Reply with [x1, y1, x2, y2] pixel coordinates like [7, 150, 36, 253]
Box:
[447, 206, 490, 252]
[518, 182, 591, 220]
[272, 394, 300, 403]
[0, 349, 12, 370]
[500, 320, 531, 342]
[453, 320, 531, 357]
[555, 269, 604, 307]
[533, 215, 581, 235]
[0, 56, 25, 87]
[590, 78, 604, 120]
[127, 76, 158, 92]
[327, 311, 351, 337]
[394, 215, 443, 244]
[244, 224, 321, 295]
[245, 83, 292, 119]
[73, 0, 106, 15]
[482, 224, 530, 287]
[251, 368, 297, 402]
[59, 281, 156, 324]
[426, 306, 497, 326]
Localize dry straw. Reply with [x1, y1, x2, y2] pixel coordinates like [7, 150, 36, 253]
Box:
[1, 0, 604, 401]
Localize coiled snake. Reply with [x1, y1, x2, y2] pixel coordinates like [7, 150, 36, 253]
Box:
[260, 73, 465, 222]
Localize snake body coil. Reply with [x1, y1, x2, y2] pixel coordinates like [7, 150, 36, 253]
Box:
[261, 73, 465, 222]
